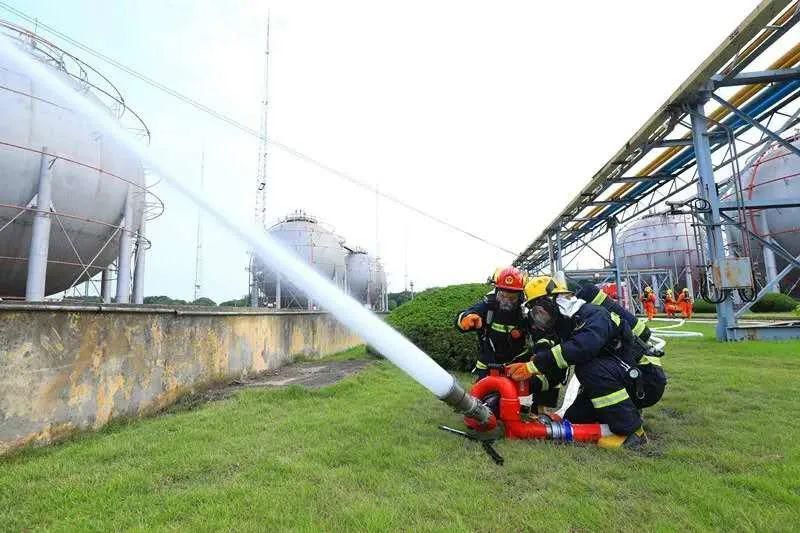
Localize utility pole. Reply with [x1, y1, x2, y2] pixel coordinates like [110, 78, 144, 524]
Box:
[254, 11, 270, 228]
[193, 150, 204, 302]
[403, 220, 408, 293]
[375, 184, 380, 259]
[250, 11, 271, 307]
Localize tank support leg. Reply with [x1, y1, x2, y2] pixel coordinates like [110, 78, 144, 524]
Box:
[115, 186, 133, 304]
[132, 215, 146, 304]
[275, 272, 281, 309]
[25, 148, 53, 302]
[757, 212, 780, 293]
[101, 266, 113, 303]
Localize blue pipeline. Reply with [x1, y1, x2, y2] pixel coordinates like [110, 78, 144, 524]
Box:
[547, 80, 800, 262]
[570, 79, 800, 243]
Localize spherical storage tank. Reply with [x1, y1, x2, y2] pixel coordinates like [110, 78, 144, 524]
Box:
[344, 248, 388, 310]
[726, 138, 800, 293]
[253, 211, 348, 308]
[345, 249, 371, 303]
[368, 256, 387, 310]
[0, 23, 149, 298]
[618, 213, 701, 290]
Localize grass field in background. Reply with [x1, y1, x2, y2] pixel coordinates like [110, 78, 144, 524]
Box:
[656, 312, 798, 320]
[2, 322, 799, 530]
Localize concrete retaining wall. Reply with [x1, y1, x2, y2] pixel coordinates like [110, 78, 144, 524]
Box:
[0, 304, 362, 454]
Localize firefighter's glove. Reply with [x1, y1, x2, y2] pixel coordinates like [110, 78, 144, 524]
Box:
[459, 313, 483, 331]
[505, 361, 540, 381]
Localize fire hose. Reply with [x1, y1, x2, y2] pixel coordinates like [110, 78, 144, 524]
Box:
[440, 366, 615, 464]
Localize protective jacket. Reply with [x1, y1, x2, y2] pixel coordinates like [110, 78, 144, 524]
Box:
[529, 302, 634, 377]
[576, 284, 666, 409]
[678, 292, 693, 318]
[526, 301, 646, 435]
[664, 294, 679, 317]
[455, 292, 528, 375]
[642, 292, 656, 319]
[577, 285, 651, 352]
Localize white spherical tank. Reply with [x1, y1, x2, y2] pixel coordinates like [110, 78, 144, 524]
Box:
[345, 249, 370, 304]
[368, 257, 388, 311]
[618, 213, 701, 289]
[726, 139, 800, 292]
[254, 211, 347, 308]
[0, 24, 148, 298]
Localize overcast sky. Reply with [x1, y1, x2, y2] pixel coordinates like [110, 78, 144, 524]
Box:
[3, 0, 770, 302]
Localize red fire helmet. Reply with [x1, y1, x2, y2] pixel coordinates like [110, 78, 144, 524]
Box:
[494, 267, 525, 292]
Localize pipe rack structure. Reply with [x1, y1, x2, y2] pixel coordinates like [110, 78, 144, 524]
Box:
[514, 0, 800, 341]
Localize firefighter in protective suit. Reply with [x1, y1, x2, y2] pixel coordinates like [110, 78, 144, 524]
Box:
[456, 267, 561, 414]
[506, 276, 648, 449]
[641, 286, 656, 320]
[678, 288, 693, 319]
[664, 289, 679, 318]
[576, 283, 667, 411]
[455, 267, 529, 379]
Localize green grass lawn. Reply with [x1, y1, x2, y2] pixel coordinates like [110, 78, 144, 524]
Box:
[2, 325, 800, 531]
[642, 312, 799, 321]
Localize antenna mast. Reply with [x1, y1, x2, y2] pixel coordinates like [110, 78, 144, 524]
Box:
[194, 150, 204, 301]
[250, 11, 271, 307]
[254, 11, 270, 227]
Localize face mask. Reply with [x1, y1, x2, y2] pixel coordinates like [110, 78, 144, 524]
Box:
[527, 298, 557, 331]
[495, 290, 520, 312]
[556, 295, 585, 318]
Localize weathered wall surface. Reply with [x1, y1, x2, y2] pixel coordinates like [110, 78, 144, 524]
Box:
[0, 306, 362, 454]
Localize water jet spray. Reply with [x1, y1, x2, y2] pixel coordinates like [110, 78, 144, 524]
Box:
[0, 33, 493, 424]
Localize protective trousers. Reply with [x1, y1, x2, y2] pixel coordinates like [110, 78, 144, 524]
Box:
[530, 372, 563, 411]
[633, 360, 667, 409]
[564, 356, 642, 436]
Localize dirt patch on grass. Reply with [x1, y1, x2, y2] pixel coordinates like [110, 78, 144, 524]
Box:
[233, 359, 374, 390]
[169, 359, 374, 412]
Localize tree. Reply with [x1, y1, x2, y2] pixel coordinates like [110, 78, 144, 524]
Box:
[219, 296, 249, 307]
[191, 297, 217, 306]
[387, 290, 414, 309]
[143, 295, 188, 305]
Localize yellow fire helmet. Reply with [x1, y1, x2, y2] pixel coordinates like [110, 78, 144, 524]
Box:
[523, 276, 571, 305]
[487, 267, 503, 285]
[644, 286, 653, 293]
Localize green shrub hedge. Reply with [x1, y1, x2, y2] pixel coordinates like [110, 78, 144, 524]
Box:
[695, 292, 798, 313]
[693, 299, 716, 313]
[749, 292, 799, 313]
[385, 283, 489, 371]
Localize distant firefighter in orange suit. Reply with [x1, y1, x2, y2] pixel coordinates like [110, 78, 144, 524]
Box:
[677, 288, 693, 319]
[664, 289, 679, 318]
[641, 286, 656, 320]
